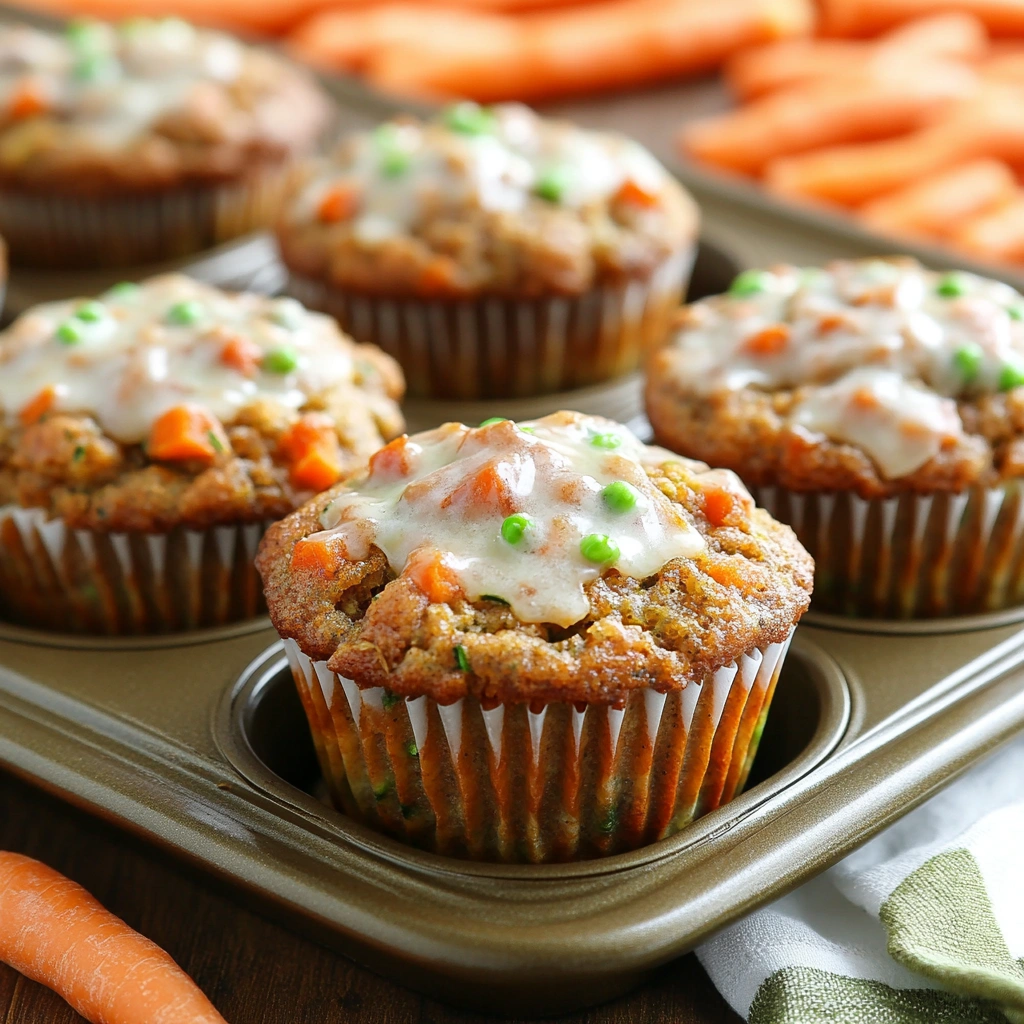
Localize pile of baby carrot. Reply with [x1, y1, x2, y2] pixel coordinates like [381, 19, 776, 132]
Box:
[21, 0, 816, 101]
[683, 1, 1024, 268]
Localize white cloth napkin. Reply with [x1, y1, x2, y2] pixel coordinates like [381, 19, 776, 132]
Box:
[697, 734, 1024, 1023]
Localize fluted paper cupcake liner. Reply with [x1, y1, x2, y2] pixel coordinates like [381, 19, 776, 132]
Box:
[283, 629, 793, 863]
[0, 505, 268, 634]
[287, 247, 693, 401]
[754, 482, 1024, 618]
[0, 168, 291, 270]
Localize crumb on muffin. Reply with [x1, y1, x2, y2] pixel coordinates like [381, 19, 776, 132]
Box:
[257, 412, 812, 706]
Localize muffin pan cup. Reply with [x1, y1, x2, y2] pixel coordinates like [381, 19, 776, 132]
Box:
[755, 482, 1024, 619]
[0, 168, 293, 271]
[287, 245, 693, 401]
[0, 505, 270, 634]
[1, 613, 1024, 1014]
[283, 631, 791, 863]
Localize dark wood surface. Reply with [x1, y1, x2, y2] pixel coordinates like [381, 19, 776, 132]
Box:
[0, 770, 742, 1024]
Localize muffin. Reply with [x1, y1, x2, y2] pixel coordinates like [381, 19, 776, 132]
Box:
[277, 102, 698, 401]
[256, 411, 812, 863]
[0, 17, 331, 269]
[646, 257, 1024, 618]
[0, 274, 404, 634]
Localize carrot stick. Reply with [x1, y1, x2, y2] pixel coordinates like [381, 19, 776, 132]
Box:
[953, 195, 1024, 263]
[726, 12, 987, 99]
[682, 62, 975, 176]
[859, 160, 1018, 241]
[366, 0, 815, 103]
[0, 852, 227, 1024]
[820, 0, 1024, 39]
[765, 91, 1024, 206]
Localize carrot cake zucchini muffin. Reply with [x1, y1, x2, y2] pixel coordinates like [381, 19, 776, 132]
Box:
[0, 274, 404, 634]
[256, 411, 811, 862]
[646, 257, 1024, 618]
[0, 17, 331, 269]
[278, 103, 698, 401]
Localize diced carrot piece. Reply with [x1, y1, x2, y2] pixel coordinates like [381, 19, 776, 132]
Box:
[317, 184, 359, 224]
[442, 461, 514, 515]
[291, 534, 347, 576]
[292, 447, 344, 492]
[615, 178, 662, 208]
[368, 435, 413, 479]
[418, 257, 460, 296]
[742, 324, 791, 356]
[19, 386, 57, 426]
[703, 485, 738, 528]
[8, 80, 47, 120]
[851, 387, 881, 411]
[219, 334, 262, 377]
[818, 313, 850, 334]
[278, 413, 336, 462]
[704, 557, 748, 590]
[405, 547, 463, 604]
[148, 405, 228, 465]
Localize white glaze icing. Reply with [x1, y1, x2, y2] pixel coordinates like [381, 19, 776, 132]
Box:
[0, 274, 357, 443]
[666, 259, 1024, 478]
[313, 412, 705, 628]
[290, 102, 669, 238]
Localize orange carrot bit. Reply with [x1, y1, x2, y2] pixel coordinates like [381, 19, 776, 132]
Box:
[614, 178, 662, 208]
[148, 405, 229, 466]
[19, 385, 59, 426]
[292, 446, 344, 492]
[417, 257, 461, 297]
[278, 414, 345, 492]
[702, 484, 739, 528]
[317, 183, 359, 223]
[8, 79, 48, 120]
[219, 334, 262, 377]
[277, 413, 335, 463]
[368, 435, 414, 480]
[817, 313, 850, 335]
[742, 324, 791, 356]
[404, 546, 463, 604]
[291, 533, 348, 576]
[703, 556, 750, 591]
[0, 851, 227, 1024]
[850, 387, 882, 412]
[442, 461, 515, 516]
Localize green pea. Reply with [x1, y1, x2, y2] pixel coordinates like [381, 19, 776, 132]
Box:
[580, 533, 619, 565]
[380, 148, 411, 178]
[953, 343, 983, 384]
[454, 644, 471, 672]
[56, 320, 84, 345]
[936, 272, 969, 298]
[66, 18, 105, 50]
[106, 281, 140, 300]
[534, 164, 573, 203]
[1009, 304, 1024, 322]
[268, 299, 304, 329]
[479, 417, 507, 427]
[589, 431, 621, 450]
[166, 300, 204, 326]
[501, 513, 532, 545]
[602, 480, 639, 513]
[999, 361, 1024, 391]
[262, 346, 300, 374]
[443, 101, 496, 136]
[729, 269, 774, 297]
[74, 300, 106, 323]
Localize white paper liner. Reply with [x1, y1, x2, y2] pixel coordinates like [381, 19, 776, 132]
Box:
[754, 482, 1024, 617]
[0, 168, 289, 270]
[287, 246, 694, 401]
[283, 629, 794, 864]
[0, 504, 268, 634]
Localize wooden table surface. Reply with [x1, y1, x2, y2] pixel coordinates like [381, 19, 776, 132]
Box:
[0, 770, 743, 1024]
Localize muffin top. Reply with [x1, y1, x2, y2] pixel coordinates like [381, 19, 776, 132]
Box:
[0, 274, 404, 532]
[257, 412, 812, 705]
[277, 103, 698, 298]
[0, 18, 331, 191]
[647, 257, 1024, 497]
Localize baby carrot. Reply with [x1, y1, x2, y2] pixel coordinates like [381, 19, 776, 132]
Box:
[953, 195, 1024, 263]
[682, 62, 975, 175]
[726, 12, 987, 98]
[820, 0, 1024, 38]
[0, 851, 227, 1024]
[765, 91, 1024, 206]
[860, 159, 1018, 241]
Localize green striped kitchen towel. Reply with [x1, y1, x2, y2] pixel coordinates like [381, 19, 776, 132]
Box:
[698, 736, 1024, 1023]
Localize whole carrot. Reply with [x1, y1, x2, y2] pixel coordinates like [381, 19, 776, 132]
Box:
[954, 195, 1024, 263]
[820, 0, 1024, 38]
[0, 852, 228, 1024]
